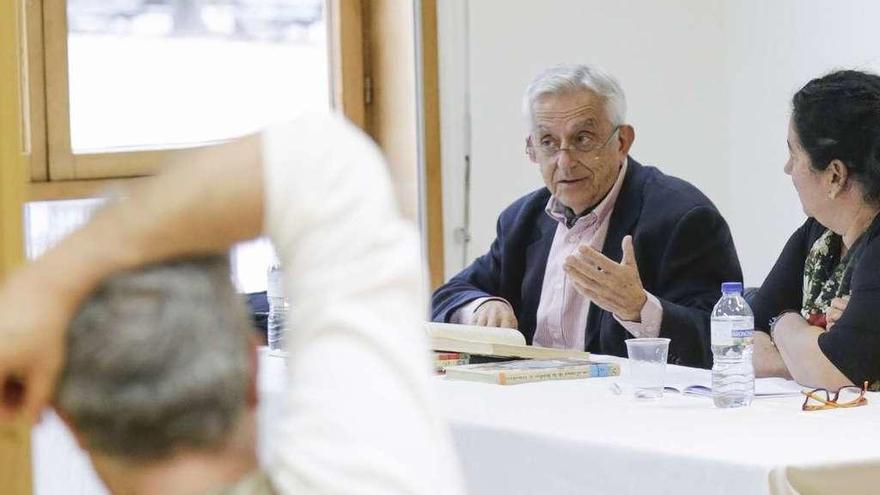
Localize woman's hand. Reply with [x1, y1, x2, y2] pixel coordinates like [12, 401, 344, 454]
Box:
[826, 296, 850, 330]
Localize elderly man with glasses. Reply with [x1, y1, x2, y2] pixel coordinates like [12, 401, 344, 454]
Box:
[432, 64, 742, 368]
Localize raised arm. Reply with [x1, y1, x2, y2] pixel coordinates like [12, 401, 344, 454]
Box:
[0, 135, 264, 423]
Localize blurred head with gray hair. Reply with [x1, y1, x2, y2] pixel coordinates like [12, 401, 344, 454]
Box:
[54, 255, 263, 494]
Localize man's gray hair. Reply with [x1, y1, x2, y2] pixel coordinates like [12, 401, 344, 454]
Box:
[55, 256, 252, 461]
[522, 64, 627, 127]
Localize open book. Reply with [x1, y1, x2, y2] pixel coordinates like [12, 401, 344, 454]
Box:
[445, 358, 619, 385]
[665, 377, 805, 398]
[426, 322, 590, 360]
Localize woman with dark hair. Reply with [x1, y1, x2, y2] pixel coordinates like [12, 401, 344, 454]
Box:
[753, 70, 880, 389]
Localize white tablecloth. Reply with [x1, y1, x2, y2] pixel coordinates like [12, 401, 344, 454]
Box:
[437, 356, 880, 495]
[33, 351, 880, 494]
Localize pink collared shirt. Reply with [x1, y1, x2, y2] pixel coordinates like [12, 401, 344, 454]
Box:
[532, 159, 663, 349]
[451, 160, 662, 348]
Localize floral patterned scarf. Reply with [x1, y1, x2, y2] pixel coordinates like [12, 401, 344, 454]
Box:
[801, 229, 866, 328]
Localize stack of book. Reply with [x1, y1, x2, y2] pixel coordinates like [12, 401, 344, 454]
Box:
[444, 358, 620, 385]
[426, 322, 590, 360]
[426, 322, 617, 385]
[433, 351, 469, 374]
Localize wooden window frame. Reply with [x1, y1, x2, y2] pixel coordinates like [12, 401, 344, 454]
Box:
[29, 0, 367, 190]
[1, 3, 35, 495]
[28, 0, 445, 285]
[418, 0, 445, 289]
[366, 0, 445, 288]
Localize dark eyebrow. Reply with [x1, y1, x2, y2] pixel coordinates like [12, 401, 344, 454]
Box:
[577, 118, 598, 128]
[569, 120, 600, 134]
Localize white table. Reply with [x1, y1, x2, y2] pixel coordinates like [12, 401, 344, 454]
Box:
[33, 351, 880, 495]
[436, 356, 880, 495]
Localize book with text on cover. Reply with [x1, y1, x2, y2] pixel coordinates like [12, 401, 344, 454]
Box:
[444, 358, 620, 385]
[426, 322, 591, 360]
[434, 351, 470, 373]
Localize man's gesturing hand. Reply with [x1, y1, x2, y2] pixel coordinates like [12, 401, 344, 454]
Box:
[563, 235, 647, 322]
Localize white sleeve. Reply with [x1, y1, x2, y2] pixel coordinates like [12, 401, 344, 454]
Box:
[261, 113, 464, 495]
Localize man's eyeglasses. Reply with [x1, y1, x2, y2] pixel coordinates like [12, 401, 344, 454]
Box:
[801, 381, 868, 411]
[527, 125, 620, 160]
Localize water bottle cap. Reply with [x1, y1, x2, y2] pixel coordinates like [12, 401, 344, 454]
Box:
[721, 282, 743, 294]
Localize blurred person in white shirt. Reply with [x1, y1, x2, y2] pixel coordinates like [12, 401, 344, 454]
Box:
[0, 113, 464, 495]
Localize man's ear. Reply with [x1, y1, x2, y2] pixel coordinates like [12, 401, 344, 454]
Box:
[617, 125, 635, 157]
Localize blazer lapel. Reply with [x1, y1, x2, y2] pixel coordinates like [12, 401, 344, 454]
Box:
[520, 211, 557, 343]
[584, 158, 646, 351]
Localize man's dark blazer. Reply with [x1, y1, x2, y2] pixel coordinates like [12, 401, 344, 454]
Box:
[431, 158, 742, 368]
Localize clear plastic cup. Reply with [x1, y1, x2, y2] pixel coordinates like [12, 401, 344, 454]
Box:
[625, 338, 671, 400]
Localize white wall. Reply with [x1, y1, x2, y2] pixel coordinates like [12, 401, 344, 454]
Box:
[722, 0, 880, 285]
[437, 0, 880, 287]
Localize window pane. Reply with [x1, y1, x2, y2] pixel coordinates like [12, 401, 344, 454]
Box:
[230, 237, 277, 293]
[24, 199, 107, 260]
[67, 0, 329, 152]
[25, 199, 276, 293]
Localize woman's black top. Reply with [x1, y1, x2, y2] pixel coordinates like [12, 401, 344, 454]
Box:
[751, 214, 880, 385]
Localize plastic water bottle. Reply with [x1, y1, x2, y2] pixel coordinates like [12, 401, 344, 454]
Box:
[710, 282, 754, 408]
[266, 261, 288, 352]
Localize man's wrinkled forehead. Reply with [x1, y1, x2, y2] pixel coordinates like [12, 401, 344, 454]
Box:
[531, 92, 608, 134]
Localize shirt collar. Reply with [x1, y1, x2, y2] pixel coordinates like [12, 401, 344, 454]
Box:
[545, 158, 628, 229]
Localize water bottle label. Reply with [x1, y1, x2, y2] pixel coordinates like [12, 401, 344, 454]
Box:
[712, 319, 754, 346]
[732, 326, 753, 339]
[711, 321, 733, 346]
[733, 317, 754, 345]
